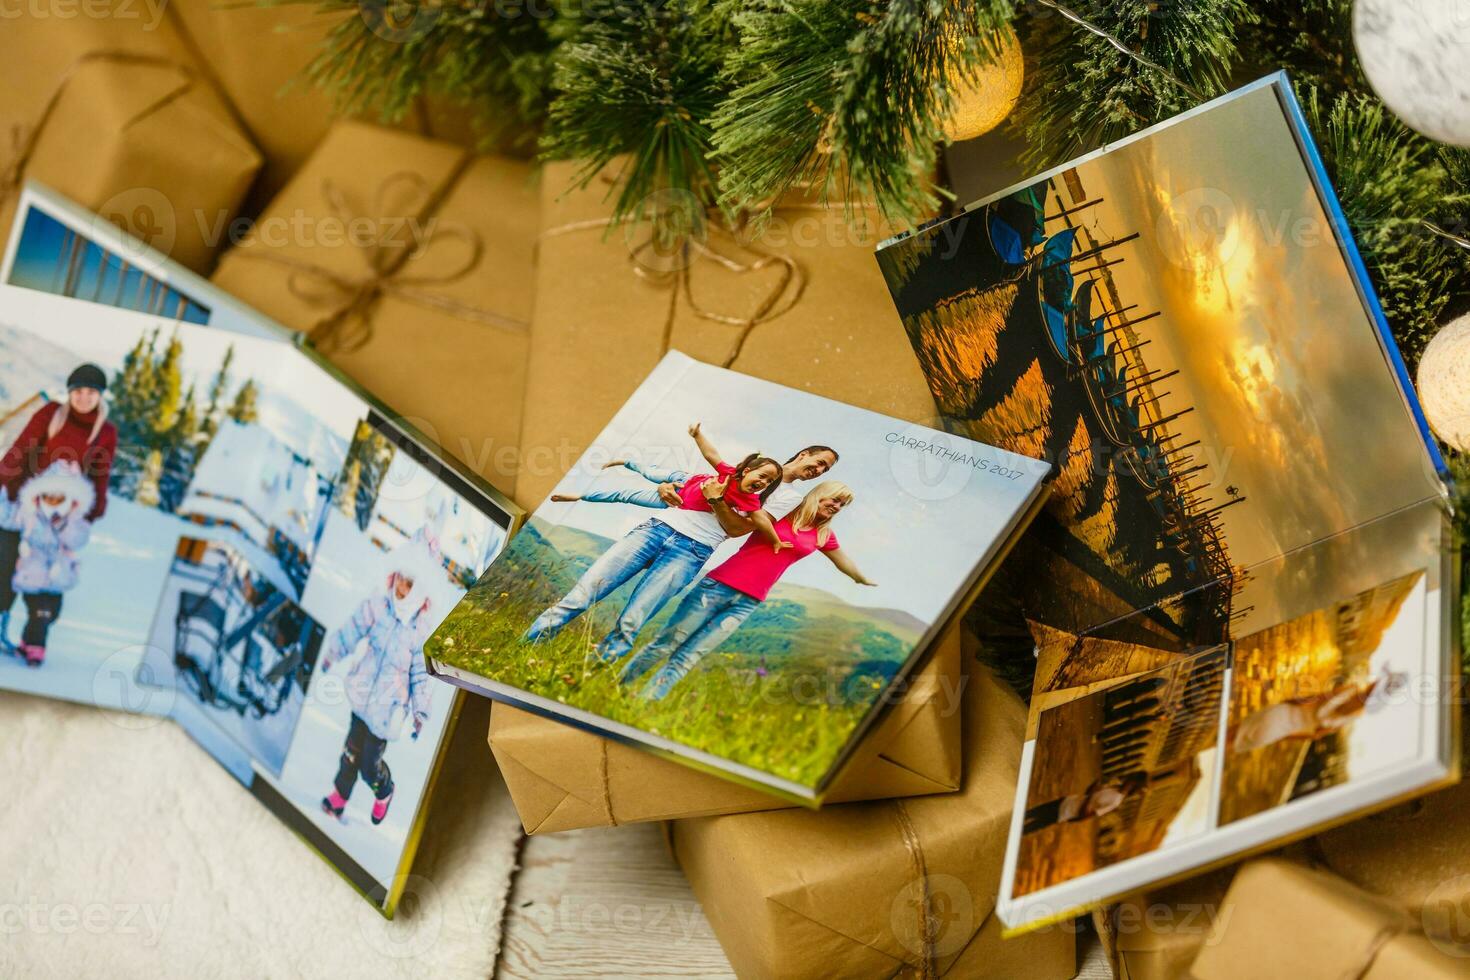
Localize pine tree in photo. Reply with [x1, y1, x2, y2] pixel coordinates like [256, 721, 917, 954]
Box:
[228, 378, 260, 425]
[200, 344, 235, 442]
[159, 383, 202, 514]
[333, 420, 395, 530]
[150, 333, 184, 444]
[134, 448, 164, 508]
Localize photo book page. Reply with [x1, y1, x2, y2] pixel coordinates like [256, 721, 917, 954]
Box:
[875, 73, 1458, 929]
[428, 350, 1051, 801]
[0, 230, 519, 915]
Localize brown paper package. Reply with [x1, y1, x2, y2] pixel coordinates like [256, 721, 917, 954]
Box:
[1192, 858, 1470, 980]
[491, 624, 963, 834]
[162, 0, 360, 204]
[0, 9, 261, 273]
[1092, 868, 1236, 980]
[515, 159, 938, 510]
[668, 653, 1076, 979]
[1312, 761, 1470, 946]
[211, 122, 536, 500]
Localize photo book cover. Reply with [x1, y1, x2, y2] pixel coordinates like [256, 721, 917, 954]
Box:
[876, 75, 1457, 928]
[428, 351, 1050, 799]
[0, 246, 518, 914]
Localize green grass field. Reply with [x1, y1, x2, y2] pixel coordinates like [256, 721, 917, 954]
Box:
[427, 587, 882, 788]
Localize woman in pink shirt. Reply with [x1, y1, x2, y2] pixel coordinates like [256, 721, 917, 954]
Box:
[620, 480, 876, 701]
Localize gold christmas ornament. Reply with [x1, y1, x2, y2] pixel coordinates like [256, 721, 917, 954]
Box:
[942, 25, 1025, 142]
[1416, 312, 1470, 452]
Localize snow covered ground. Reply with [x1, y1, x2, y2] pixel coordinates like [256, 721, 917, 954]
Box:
[139, 544, 311, 779]
[0, 498, 182, 715]
[264, 508, 466, 888]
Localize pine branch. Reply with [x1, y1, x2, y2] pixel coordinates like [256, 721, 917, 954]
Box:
[1013, 0, 1253, 169]
[711, 0, 1014, 228]
[274, 0, 556, 148]
[539, 0, 731, 242]
[1305, 89, 1467, 368]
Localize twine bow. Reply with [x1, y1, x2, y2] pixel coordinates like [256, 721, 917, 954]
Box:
[540, 208, 809, 369]
[234, 170, 529, 353]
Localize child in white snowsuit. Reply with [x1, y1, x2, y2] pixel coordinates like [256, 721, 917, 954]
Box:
[319, 535, 440, 826]
[6, 462, 95, 666]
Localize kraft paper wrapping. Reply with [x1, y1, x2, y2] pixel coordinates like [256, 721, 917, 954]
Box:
[211, 122, 535, 500]
[490, 625, 964, 834]
[1192, 858, 1470, 979]
[515, 159, 939, 510]
[0, 12, 261, 273]
[1092, 868, 1236, 980]
[162, 0, 358, 203]
[669, 656, 1076, 979]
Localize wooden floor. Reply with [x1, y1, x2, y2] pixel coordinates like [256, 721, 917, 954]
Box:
[493, 822, 1112, 978]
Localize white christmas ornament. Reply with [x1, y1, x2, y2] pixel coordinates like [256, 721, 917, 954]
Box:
[1354, 0, 1470, 146]
[1417, 312, 1470, 451]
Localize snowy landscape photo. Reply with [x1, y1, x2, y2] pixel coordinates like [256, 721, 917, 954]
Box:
[0, 286, 348, 711]
[0, 282, 519, 912]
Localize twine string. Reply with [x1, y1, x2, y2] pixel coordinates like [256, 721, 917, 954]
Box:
[538, 211, 808, 369]
[893, 799, 937, 979]
[235, 171, 527, 353]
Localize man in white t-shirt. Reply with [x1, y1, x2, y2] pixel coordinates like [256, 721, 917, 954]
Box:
[524, 445, 838, 662]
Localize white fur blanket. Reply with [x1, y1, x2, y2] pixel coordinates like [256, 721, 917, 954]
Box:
[0, 691, 522, 979]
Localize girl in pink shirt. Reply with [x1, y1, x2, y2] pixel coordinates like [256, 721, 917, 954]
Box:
[553, 423, 786, 550]
[619, 481, 876, 700]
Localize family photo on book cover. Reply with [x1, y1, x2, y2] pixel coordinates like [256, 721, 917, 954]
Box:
[429, 352, 1048, 796]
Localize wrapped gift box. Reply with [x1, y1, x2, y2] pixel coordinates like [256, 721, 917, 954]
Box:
[1094, 868, 1236, 980]
[1192, 858, 1470, 979]
[516, 159, 939, 509]
[0, 9, 261, 272]
[492, 624, 964, 833]
[1313, 758, 1470, 953]
[211, 122, 536, 499]
[163, 0, 354, 202]
[668, 652, 1075, 978]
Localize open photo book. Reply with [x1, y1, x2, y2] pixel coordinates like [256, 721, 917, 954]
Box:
[0, 183, 522, 915]
[427, 351, 1050, 801]
[876, 74, 1460, 931]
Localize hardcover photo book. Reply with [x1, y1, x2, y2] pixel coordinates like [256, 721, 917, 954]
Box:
[0, 185, 522, 915]
[876, 73, 1459, 930]
[427, 351, 1050, 801]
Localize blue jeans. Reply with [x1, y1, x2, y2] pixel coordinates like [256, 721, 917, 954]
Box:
[523, 519, 714, 661]
[621, 578, 760, 700]
[579, 464, 689, 509]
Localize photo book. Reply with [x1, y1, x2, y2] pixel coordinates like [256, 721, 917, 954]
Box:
[427, 351, 1050, 801]
[876, 73, 1460, 930]
[0, 183, 522, 915]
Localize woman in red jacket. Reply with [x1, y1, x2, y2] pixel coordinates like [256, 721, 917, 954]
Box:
[0, 364, 118, 655]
